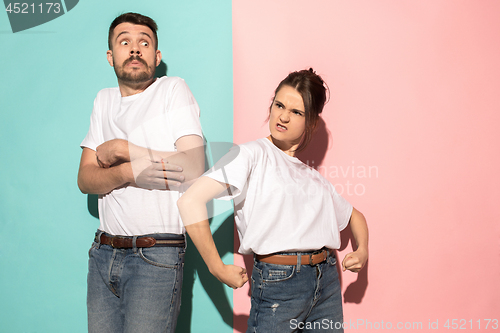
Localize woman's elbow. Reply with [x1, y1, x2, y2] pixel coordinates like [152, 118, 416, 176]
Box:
[177, 193, 192, 212]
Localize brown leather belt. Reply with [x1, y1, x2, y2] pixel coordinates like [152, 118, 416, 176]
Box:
[96, 233, 185, 249]
[256, 249, 330, 266]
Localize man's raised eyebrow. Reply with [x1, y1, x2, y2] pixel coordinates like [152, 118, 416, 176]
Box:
[115, 31, 153, 42]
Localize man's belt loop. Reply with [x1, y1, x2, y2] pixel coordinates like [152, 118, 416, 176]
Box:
[96, 231, 104, 248]
[132, 235, 138, 254]
[297, 252, 302, 273]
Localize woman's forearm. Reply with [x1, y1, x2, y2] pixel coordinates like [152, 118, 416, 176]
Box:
[350, 207, 368, 252]
[177, 177, 248, 288]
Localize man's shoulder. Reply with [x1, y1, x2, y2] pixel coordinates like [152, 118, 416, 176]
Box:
[95, 86, 120, 100]
[154, 76, 187, 90]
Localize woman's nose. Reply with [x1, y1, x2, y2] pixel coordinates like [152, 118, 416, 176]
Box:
[279, 112, 290, 122]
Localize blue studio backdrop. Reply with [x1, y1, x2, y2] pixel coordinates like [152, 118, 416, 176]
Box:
[0, 1, 234, 332]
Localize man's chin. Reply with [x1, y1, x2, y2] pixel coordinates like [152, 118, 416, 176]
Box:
[117, 72, 154, 85]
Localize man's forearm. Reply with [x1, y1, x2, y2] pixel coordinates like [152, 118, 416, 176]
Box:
[78, 162, 132, 195]
[102, 138, 205, 182]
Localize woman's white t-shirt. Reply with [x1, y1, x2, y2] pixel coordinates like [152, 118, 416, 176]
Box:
[204, 138, 353, 255]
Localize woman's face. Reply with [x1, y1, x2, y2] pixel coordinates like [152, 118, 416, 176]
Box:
[269, 85, 306, 153]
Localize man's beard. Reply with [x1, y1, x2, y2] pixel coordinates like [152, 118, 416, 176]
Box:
[114, 55, 155, 84]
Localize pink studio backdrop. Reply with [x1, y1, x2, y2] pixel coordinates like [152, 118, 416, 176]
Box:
[232, 1, 500, 332]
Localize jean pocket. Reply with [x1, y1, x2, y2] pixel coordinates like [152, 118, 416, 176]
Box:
[138, 247, 182, 269]
[260, 263, 295, 283]
[88, 242, 98, 258]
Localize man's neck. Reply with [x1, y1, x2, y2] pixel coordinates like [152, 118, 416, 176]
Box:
[118, 77, 157, 97]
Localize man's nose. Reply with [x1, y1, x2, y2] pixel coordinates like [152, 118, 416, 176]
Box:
[130, 47, 141, 55]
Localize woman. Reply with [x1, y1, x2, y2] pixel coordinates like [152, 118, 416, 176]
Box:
[178, 69, 368, 332]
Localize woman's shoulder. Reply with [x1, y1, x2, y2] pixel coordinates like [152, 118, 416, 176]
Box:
[237, 138, 274, 158]
[239, 138, 267, 150]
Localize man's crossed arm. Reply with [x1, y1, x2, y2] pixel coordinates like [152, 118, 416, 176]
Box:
[78, 135, 205, 195]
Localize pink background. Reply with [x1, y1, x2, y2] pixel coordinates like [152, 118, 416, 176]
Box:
[232, 1, 500, 332]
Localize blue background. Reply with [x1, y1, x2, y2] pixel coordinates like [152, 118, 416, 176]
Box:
[0, 1, 234, 331]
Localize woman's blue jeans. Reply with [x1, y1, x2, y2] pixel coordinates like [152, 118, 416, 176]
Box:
[87, 232, 185, 333]
[247, 251, 343, 333]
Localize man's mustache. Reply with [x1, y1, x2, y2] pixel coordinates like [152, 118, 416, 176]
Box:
[123, 55, 148, 67]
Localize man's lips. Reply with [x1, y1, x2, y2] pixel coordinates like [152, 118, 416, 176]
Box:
[124, 56, 147, 67]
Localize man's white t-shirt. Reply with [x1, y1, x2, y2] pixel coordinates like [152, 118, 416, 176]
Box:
[81, 76, 203, 236]
[204, 138, 353, 255]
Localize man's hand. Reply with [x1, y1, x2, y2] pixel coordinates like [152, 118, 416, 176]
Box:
[211, 264, 248, 289]
[96, 139, 129, 168]
[132, 155, 185, 190]
[342, 248, 368, 273]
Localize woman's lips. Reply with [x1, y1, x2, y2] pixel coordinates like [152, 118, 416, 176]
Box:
[276, 123, 287, 131]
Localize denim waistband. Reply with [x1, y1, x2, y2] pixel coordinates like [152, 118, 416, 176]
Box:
[95, 230, 185, 240]
[267, 247, 331, 256]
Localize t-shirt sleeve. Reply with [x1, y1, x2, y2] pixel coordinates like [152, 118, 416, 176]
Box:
[166, 79, 203, 144]
[80, 93, 104, 151]
[331, 185, 353, 231]
[203, 144, 253, 201]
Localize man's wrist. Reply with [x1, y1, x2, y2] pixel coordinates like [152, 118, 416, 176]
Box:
[117, 162, 133, 184]
[114, 139, 130, 161]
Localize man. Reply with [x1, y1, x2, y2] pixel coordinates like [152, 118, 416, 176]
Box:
[78, 13, 204, 332]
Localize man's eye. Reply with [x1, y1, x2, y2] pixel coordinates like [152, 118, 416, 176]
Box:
[141, 41, 149, 46]
[120, 41, 128, 45]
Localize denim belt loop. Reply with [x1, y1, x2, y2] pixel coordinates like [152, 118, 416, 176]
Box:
[132, 235, 138, 254]
[96, 231, 104, 249]
[297, 253, 302, 273]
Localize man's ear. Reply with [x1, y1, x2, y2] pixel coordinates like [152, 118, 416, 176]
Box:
[107, 50, 114, 67]
[155, 50, 162, 67]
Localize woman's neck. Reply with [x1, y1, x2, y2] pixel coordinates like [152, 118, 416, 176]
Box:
[266, 135, 299, 157]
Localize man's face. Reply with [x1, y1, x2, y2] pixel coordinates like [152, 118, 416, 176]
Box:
[107, 23, 161, 85]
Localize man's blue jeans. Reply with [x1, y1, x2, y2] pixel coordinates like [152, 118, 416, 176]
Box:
[87, 231, 185, 333]
[247, 252, 343, 333]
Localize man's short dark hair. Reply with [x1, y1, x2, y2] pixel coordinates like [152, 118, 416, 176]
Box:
[108, 12, 158, 50]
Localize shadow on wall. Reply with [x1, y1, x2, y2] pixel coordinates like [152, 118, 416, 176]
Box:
[155, 60, 168, 78]
[177, 143, 236, 332]
[295, 117, 329, 167]
[177, 215, 235, 332]
[339, 226, 369, 303]
[87, 194, 99, 218]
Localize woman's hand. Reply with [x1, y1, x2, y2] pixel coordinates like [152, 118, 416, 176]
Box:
[342, 248, 368, 273]
[342, 207, 369, 273]
[211, 264, 249, 289]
